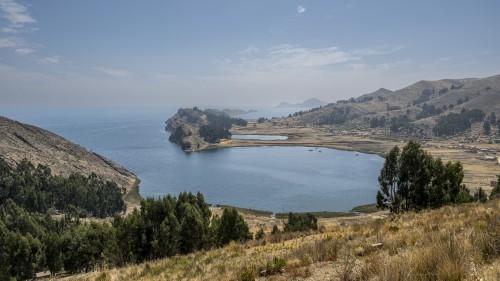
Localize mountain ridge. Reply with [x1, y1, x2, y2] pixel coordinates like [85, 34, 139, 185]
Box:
[0, 116, 137, 195]
[281, 74, 500, 137]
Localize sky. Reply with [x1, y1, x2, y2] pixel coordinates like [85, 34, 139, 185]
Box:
[1, 0, 500, 107]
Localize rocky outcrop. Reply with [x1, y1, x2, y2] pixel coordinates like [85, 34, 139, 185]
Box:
[0, 116, 137, 194]
[165, 108, 212, 152]
[166, 107, 244, 152]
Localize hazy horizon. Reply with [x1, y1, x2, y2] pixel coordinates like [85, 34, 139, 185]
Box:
[1, 0, 499, 107]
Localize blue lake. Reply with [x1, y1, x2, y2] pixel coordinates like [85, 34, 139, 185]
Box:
[1, 106, 384, 213]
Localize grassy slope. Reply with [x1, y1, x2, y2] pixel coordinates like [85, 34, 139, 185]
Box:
[63, 200, 500, 281]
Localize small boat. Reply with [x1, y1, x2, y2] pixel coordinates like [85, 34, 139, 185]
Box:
[308, 149, 313, 151]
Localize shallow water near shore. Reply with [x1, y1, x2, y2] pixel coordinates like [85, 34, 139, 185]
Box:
[2, 106, 384, 213]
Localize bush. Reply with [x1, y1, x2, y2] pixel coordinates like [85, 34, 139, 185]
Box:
[240, 266, 256, 281]
[255, 228, 265, 240]
[284, 212, 318, 232]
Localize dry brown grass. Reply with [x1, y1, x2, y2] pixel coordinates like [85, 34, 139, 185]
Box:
[59, 200, 500, 281]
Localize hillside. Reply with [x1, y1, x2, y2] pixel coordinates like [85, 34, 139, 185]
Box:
[61, 199, 500, 280]
[283, 74, 500, 138]
[0, 116, 138, 202]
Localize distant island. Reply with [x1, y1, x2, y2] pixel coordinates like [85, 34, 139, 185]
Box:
[220, 108, 258, 116]
[276, 98, 328, 108]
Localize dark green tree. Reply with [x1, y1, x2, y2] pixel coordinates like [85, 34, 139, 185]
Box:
[489, 112, 497, 125]
[284, 213, 318, 232]
[483, 120, 491, 135]
[179, 203, 205, 253]
[377, 141, 467, 213]
[217, 207, 251, 246]
[474, 188, 487, 203]
[490, 175, 500, 200]
[398, 140, 432, 211]
[377, 146, 400, 212]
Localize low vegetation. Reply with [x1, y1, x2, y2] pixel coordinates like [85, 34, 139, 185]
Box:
[0, 157, 124, 218]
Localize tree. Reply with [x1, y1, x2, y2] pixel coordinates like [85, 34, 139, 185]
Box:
[255, 228, 265, 240]
[179, 203, 205, 253]
[377, 141, 467, 213]
[489, 112, 497, 125]
[217, 208, 251, 246]
[428, 158, 447, 208]
[474, 188, 487, 203]
[377, 146, 401, 212]
[490, 175, 500, 200]
[284, 212, 318, 232]
[398, 140, 432, 211]
[483, 120, 491, 135]
[271, 225, 280, 234]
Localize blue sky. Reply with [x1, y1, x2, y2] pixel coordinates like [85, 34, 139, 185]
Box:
[1, 0, 499, 107]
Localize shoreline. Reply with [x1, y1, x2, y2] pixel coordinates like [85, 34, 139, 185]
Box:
[215, 122, 498, 192]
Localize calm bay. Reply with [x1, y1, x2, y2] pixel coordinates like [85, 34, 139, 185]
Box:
[2, 106, 383, 213]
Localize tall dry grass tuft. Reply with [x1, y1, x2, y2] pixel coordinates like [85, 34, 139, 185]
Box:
[472, 212, 500, 262]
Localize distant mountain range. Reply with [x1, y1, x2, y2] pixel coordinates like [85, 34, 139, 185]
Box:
[277, 98, 328, 108]
[280, 74, 500, 137]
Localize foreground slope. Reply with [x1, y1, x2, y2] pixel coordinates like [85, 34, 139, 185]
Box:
[62, 200, 500, 280]
[0, 116, 138, 201]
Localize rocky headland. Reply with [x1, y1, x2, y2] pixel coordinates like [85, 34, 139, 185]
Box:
[165, 107, 247, 152]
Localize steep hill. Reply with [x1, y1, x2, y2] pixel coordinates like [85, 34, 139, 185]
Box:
[0, 116, 137, 197]
[283, 74, 500, 137]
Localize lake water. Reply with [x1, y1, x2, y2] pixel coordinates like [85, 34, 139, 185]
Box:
[1, 106, 384, 213]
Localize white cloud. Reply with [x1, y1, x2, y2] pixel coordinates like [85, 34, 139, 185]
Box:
[239, 45, 259, 54]
[349, 63, 366, 71]
[0, 36, 19, 47]
[15, 47, 34, 54]
[377, 59, 412, 70]
[353, 45, 406, 56]
[0, 0, 36, 33]
[39, 56, 61, 64]
[96, 67, 133, 77]
[297, 5, 306, 14]
[222, 44, 356, 74]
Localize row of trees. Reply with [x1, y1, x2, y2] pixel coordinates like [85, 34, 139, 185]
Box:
[0, 191, 252, 279]
[433, 108, 485, 136]
[0, 157, 124, 218]
[377, 140, 473, 213]
[205, 112, 247, 129]
[0, 158, 253, 279]
[319, 107, 351, 125]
